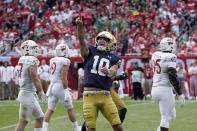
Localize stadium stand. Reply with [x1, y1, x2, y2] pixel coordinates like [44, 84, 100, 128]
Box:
[0, 0, 196, 57]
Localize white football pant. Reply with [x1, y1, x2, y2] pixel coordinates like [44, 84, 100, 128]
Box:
[17, 90, 44, 121]
[152, 87, 176, 128]
[47, 83, 73, 111]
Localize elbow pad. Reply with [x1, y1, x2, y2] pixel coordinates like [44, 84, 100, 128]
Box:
[167, 67, 181, 94]
[115, 72, 129, 80]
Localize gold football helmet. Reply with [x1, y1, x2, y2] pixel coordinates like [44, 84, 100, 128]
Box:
[95, 31, 117, 52]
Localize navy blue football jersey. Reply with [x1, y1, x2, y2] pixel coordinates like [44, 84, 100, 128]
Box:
[83, 45, 121, 91]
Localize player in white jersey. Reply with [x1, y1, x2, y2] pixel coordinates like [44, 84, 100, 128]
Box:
[43, 43, 80, 131]
[15, 40, 47, 131]
[151, 37, 185, 131]
[13, 65, 20, 97]
[37, 59, 50, 92]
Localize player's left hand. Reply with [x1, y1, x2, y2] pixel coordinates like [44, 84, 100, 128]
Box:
[178, 94, 185, 107]
[112, 80, 120, 89]
[75, 13, 83, 26]
[38, 91, 48, 104]
[64, 88, 71, 102]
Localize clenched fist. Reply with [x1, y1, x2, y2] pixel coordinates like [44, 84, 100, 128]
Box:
[75, 13, 83, 26]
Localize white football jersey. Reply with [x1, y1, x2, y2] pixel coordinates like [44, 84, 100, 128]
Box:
[17, 56, 40, 92]
[151, 51, 177, 87]
[0, 66, 4, 82]
[13, 65, 20, 85]
[38, 64, 50, 81]
[49, 57, 70, 83]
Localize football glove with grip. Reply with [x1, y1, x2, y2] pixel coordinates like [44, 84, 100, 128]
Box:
[178, 94, 185, 107]
[64, 88, 71, 102]
[115, 72, 129, 81]
[38, 91, 47, 104]
[112, 80, 120, 89]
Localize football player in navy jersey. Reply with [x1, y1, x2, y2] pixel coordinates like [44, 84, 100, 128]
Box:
[76, 14, 124, 131]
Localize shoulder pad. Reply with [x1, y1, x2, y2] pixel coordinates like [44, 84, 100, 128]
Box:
[162, 53, 177, 62]
[26, 56, 40, 66]
[61, 57, 70, 66]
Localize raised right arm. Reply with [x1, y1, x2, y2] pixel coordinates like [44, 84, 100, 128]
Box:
[76, 14, 89, 60]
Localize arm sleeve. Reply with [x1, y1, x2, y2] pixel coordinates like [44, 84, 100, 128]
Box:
[167, 67, 182, 95]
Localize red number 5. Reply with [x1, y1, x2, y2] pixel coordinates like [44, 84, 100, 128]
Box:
[153, 59, 161, 74]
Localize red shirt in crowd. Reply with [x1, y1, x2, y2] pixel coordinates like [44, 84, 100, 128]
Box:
[11, 29, 19, 37]
[191, 45, 197, 53]
[0, 17, 2, 29]
[144, 66, 153, 79]
[178, 48, 187, 56]
[127, 64, 134, 86]
[83, 12, 92, 25]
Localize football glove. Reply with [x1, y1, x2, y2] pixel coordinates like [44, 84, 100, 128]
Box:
[64, 88, 71, 102]
[38, 91, 47, 104]
[112, 80, 120, 89]
[115, 72, 128, 80]
[178, 94, 185, 107]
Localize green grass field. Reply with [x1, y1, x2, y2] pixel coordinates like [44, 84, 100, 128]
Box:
[0, 97, 197, 131]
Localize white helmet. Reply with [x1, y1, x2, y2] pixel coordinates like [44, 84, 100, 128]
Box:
[95, 31, 117, 52]
[56, 43, 70, 57]
[159, 37, 177, 54]
[21, 40, 39, 56]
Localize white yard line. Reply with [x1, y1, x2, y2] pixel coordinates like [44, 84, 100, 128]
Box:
[0, 114, 80, 130]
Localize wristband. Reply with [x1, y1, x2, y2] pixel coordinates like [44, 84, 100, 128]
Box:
[107, 69, 114, 78]
[39, 90, 45, 96]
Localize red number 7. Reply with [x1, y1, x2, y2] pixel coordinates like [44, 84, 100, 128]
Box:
[18, 63, 23, 78]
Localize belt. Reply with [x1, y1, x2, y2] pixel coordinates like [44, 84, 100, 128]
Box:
[83, 90, 110, 93]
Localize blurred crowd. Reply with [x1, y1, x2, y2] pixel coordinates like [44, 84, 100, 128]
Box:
[0, 0, 196, 57]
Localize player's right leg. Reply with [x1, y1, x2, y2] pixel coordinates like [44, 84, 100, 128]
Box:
[15, 91, 36, 131]
[110, 89, 127, 123]
[43, 95, 58, 131]
[83, 92, 99, 131]
[157, 87, 174, 131]
[100, 92, 123, 131]
[15, 103, 34, 131]
[15, 119, 28, 131]
[31, 97, 44, 131]
[60, 88, 80, 131]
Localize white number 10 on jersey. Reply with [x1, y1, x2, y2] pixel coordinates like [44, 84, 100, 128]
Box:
[90, 55, 110, 76]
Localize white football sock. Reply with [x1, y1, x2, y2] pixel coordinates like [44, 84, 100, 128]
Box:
[72, 121, 79, 130]
[43, 121, 48, 128]
[34, 128, 42, 131]
[157, 126, 161, 131]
